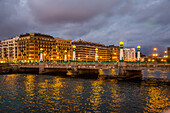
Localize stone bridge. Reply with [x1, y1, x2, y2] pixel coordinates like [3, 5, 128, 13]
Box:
[9, 62, 170, 78]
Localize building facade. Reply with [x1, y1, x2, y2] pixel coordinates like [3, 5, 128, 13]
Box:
[168, 47, 170, 62]
[123, 48, 136, 62]
[72, 40, 119, 62]
[0, 36, 19, 63]
[16, 33, 72, 63]
[108, 45, 120, 62]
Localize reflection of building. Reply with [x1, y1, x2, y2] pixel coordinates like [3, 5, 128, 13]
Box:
[72, 40, 120, 62]
[168, 47, 170, 62]
[0, 36, 19, 62]
[18, 33, 72, 63]
[123, 48, 136, 62]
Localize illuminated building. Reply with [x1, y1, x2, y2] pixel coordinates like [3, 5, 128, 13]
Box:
[18, 33, 72, 63]
[54, 38, 72, 62]
[108, 45, 120, 62]
[168, 47, 170, 62]
[0, 36, 19, 62]
[123, 48, 136, 62]
[72, 40, 119, 62]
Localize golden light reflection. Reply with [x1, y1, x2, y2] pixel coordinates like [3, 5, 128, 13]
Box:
[89, 80, 103, 111]
[141, 82, 170, 113]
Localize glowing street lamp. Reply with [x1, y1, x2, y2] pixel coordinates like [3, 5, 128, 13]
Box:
[119, 41, 124, 62]
[153, 47, 157, 62]
[95, 48, 98, 62]
[72, 45, 76, 62]
[137, 45, 141, 63]
[64, 50, 67, 62]
[40, 48, 43, 63]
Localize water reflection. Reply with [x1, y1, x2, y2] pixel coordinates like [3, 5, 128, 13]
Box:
[141, 82, 170, 113]
[0, 74, 169, 112]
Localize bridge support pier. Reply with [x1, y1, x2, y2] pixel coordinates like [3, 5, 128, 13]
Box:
[118, 62, 127, 76]
[71, 62, 78, 76]
[39, 63, 45, 74]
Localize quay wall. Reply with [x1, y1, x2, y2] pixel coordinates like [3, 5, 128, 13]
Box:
[0, 63, 10, 74]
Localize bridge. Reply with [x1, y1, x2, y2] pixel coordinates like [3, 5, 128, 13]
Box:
[9, 62, 170, 80]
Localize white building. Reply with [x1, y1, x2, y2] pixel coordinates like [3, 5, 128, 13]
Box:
[123, 48, 136, 62]
[0, 36, 19, 62]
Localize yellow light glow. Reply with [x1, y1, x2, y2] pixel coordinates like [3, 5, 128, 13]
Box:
[56, 46, 58, 48]
[152, 59, 155, 62]
[161, 59, 164, 61]
[44, 53, 46, 56]
[73, 45, 76, 49]
[148, 59, 151, 62]
[164, 51, 167, 54]
[40, 48, 43, 51]
[57, 57, 59, 59]
[29, 58, 31, 60]
[152, 54, 155, 57]
[120, 41, 124, 45]
[64, 50, 67, 53]
[78, 57, 80, 59]
[95, 48, 98, 51]
[51, 58, 53, 60]
[154, 48, 157, 51]
[137, 45, 141, 49]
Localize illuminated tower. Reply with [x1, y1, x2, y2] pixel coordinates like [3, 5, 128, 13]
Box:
[95, 48, 98, 62]
[72, 45, 76, 62]
[119, 41, 124, 62]
[137, 45, 141, 63]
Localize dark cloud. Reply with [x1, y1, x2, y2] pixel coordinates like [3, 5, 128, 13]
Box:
[0, 0, 169, 55]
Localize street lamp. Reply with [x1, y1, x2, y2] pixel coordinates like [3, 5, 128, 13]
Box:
[153, 48, 157, 62]
[137, 45, 141, 63]
[40, 48, 43, 63]
[64, 50, 67, 62]
[119, 41, 124, 62]
[72, 45, 76, 62]
[95, 48, 98, 62]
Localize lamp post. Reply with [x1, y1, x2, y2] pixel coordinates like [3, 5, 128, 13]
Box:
[64, 50, 67, 62]
[119, 41, 124, 62]
[153, 48, 157, 62]
[137, 45, 141, 63]
[95, 48, 98, 62]
[40, 48, 43, 63]
[72, 45, 76, 62]
[164, 50, 168, 62]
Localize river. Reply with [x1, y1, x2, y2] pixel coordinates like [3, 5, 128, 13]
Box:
[0, 71, 169, 113]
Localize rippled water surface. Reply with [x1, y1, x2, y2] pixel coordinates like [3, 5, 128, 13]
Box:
[0, 72, 169, 113]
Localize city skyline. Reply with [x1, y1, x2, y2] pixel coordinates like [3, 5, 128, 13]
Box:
[0, 0, 170, 56]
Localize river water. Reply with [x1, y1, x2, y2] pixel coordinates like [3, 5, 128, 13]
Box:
[0, 71, 169, 113]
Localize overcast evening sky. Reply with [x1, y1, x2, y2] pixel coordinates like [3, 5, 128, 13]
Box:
[0, 0, 170, 56]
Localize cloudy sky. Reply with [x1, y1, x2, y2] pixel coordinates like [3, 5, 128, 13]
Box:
[0, 0, 170, 56]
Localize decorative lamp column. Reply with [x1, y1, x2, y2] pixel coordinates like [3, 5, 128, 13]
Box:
[40, 48, 43, 63]
[72, 45, 76, 62]
[119, 41, 124, 62]
[64, 50, 67, 62]
[95, 48, 98, 62]
[137, 45, 141, 63]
